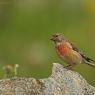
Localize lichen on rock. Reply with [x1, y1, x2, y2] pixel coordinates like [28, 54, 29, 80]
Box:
[0, 63, 95, 95]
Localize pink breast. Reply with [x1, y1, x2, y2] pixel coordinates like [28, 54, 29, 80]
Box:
[56, 44, 70, 56]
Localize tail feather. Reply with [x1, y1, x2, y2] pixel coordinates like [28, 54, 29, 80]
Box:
[82, 54, 95, 68]
[85, 61, 95, 68]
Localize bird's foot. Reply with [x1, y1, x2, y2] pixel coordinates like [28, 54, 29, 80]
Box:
[65, 65, 74, 70]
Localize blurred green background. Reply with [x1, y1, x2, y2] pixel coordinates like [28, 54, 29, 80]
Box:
[0, 0, 95, 86]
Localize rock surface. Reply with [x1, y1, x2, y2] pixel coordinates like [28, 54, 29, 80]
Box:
[0, 63, 95, 95]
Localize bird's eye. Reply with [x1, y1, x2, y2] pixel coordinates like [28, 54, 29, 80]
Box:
[55, 35, 58, 37]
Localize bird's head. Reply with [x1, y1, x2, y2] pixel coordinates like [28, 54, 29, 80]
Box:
[50, 33, 66, 43]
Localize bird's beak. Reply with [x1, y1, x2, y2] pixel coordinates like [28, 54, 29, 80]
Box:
[50, 38, 53, 40]
[50, 36, 54, 41]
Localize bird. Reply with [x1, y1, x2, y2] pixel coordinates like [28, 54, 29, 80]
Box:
[50, 33, 95, 69]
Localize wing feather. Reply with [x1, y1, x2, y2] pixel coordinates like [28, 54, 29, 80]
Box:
[68, 40, 95, 63]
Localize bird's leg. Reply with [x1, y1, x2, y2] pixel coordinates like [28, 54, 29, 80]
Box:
[65, 64, 74, 70]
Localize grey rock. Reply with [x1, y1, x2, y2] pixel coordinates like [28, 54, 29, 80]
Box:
[0, 63, 95, 95]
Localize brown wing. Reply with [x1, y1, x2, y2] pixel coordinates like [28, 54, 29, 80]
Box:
[69, 41, 95, 63]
